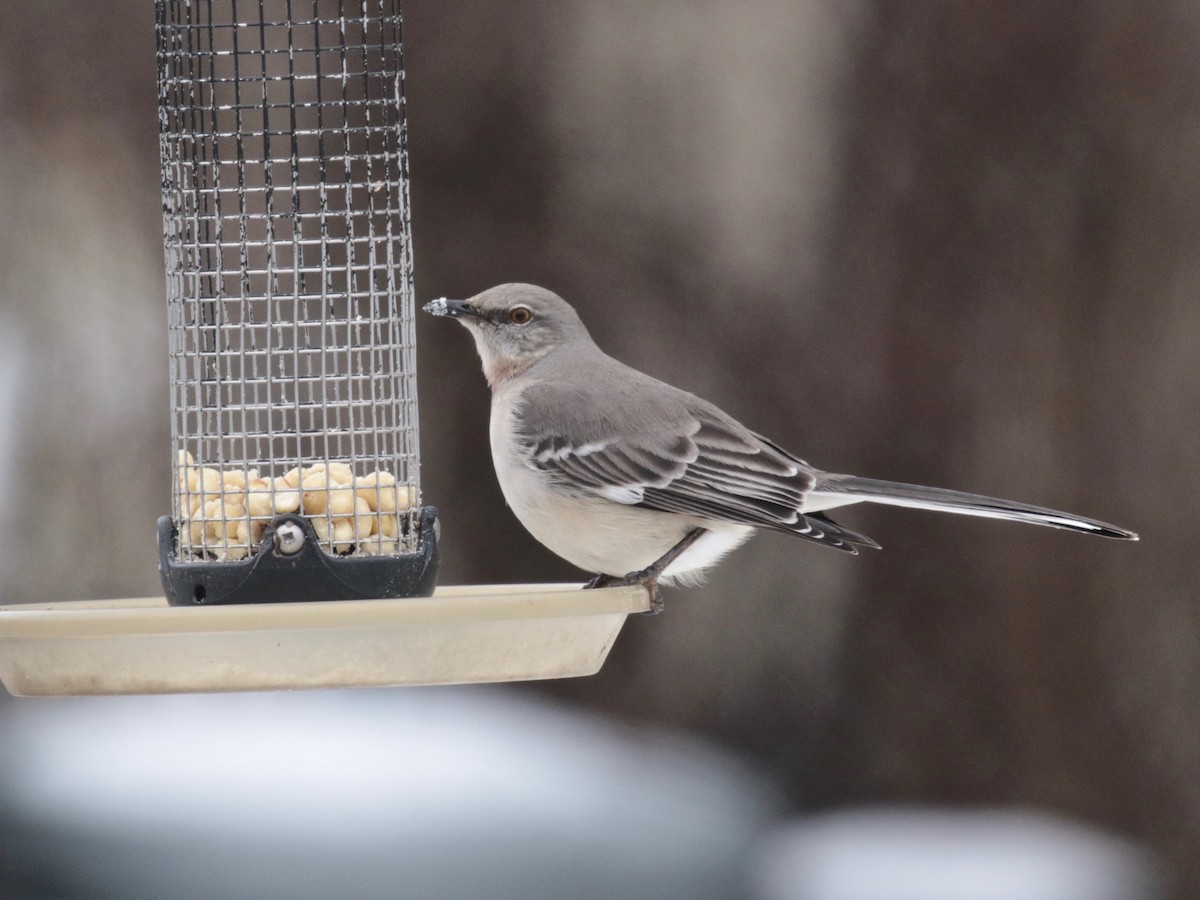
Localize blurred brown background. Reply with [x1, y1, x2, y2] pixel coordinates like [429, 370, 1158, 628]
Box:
[0, 1, 1195, 895]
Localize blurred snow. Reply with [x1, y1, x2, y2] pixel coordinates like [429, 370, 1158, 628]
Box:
[0, 686, 778, 900]
[0, 664, 1166, 900]
[751, 807, 1162, 900]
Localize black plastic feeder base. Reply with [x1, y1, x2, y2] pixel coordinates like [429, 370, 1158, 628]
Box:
[158, 507, 440, 606]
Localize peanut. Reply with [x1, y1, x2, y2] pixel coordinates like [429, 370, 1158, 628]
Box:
[198, 467, 223, 494]
[331, 518, 355, 553]
[359, 536, 398, 557]
[271, 476, 301, 513]
[351, 497, 373, 539]
[246, 479, 273, 518]
[355, 471, 406, 513]
[327, 462, 354, 484]
[310, 515, 331, 543]
[177, 455, 406, 558]
[236, 517, 264, 549]
[301, 470, 330, 514]
[328, 487, 357, 516]
[221, 470, 248, 490]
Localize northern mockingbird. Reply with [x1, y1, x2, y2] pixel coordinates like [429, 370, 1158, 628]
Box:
[424, 284, 1136, 608]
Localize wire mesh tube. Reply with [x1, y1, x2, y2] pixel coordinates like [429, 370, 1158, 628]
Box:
[155, 0, 437, 604]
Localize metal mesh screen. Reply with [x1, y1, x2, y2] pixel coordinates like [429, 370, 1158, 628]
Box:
[157, 0, 419, 561]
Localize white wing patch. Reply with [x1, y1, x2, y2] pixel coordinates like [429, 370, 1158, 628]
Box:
[573, 440, 610, 457]
[598, 484, 645, 505]
[533, 439, 610, 463]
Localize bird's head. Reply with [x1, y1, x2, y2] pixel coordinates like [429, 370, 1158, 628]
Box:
[423, 283, 591, 388]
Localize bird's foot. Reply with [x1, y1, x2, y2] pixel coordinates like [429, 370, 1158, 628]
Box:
[580, 527, 707, 615]
[584, 569, 664, 614]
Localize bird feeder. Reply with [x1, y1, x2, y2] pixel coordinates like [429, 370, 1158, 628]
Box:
[153, 0, 435, 605]
[0, 0, 650, 696]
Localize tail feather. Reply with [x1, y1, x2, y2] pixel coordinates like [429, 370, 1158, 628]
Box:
[811, 475, 1138, 540]
[804, 511, 883, 551]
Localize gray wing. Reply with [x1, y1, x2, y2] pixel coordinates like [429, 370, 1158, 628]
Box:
[516, 388, 879, 554]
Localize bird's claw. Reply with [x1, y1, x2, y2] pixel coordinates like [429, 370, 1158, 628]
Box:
[580, 527, 704, 614]
[583, 569, 664, 614]
[643, 584, 665, 615]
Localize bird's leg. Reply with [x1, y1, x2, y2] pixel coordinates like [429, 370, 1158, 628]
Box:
[583, 528, 707, 614]
[584, 573, 620, 590]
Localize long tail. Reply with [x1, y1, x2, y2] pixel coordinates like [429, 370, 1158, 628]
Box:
[810, 474, 1138, 540]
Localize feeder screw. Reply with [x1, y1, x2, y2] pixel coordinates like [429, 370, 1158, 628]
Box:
[275, 521, 305, 555]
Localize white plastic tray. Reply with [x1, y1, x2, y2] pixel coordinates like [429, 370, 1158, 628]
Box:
[0, 583, 651, 696]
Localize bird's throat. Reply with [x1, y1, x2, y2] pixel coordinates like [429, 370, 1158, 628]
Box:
[468, 331, 532, 390]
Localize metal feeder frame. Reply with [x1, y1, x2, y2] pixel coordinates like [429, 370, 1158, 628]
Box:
[155, 0, 437, 604]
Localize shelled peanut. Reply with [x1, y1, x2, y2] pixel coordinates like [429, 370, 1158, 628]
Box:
[176, 451, 410, 560]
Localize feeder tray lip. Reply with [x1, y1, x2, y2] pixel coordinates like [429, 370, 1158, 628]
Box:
[0, 584, 652, 697]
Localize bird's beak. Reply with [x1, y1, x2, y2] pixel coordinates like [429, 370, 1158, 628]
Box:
[422, 298, 479, 320]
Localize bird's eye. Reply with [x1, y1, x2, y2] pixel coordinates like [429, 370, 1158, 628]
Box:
[509, 306, 533, 325]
